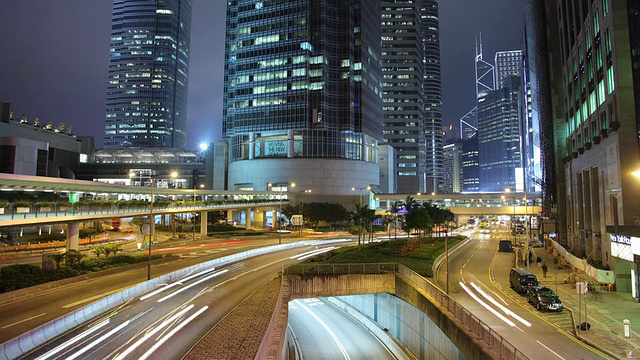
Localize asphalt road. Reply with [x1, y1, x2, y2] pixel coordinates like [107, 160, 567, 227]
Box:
[20, 245, 336, 359]
[435, 230, 611, 360]
[0, 238, 271, 343]
[288, 298, 396, 360]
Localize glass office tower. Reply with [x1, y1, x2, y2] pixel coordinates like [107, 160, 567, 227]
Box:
[104, 0, 192, 149]
[223, 0, 382, 197]
[420, 0, 443, 194]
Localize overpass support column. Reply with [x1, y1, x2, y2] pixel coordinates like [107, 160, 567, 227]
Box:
[246, 208, 253, 229]
[200, 210, 208, 237]
[254, 209, 264, 229]
[66, 222, 80, 252]
[272, 207, 278, 230]
[227, 209, 234, 223]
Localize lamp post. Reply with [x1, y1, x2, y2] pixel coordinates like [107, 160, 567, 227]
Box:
[298, 189, 311, 235]
[269, 182, 293, 244]
[352, 186, 371, 206]
[132, 171, 177, 281]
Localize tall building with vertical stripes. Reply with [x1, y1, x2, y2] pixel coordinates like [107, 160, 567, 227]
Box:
[222, 0, 382, 197]
[104, 0, 192, 149]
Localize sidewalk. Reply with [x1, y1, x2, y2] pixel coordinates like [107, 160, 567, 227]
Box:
[529, 245, 640, 359]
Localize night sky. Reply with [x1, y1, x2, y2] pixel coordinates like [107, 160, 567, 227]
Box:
[0, 0, 524, 150]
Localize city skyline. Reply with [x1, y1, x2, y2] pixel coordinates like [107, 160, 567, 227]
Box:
[0, 0, 524, 150]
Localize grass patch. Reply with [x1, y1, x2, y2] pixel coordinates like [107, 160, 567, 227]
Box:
[289, 236, 463, 277]
[0, 254, 166, 293]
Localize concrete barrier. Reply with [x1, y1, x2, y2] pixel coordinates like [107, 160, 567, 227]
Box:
[0, 240, 335, 360]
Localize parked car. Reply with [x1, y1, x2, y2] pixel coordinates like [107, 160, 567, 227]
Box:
[527, 286, 563, 312]
[509, 268, 538, 294]
[529, 238, 543, 248]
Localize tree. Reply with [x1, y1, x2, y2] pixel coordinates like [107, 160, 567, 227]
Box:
[65, 250, 85, 265]
[390, 201, 402, 240]
[405, 207, 432, 238]
[106, 243, 123, 257]
[90, 244, 106, 257]
[50, 253, 66, 269]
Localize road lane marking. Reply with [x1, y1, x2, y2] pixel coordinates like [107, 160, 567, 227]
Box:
[63, 286, 132, 308]
[536, 340, 566, 360]
[2, 312, 47, 329]
[295, 300, 351, 360]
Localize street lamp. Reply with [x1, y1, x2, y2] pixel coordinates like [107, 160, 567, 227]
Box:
[132, 170, 177, 281]
[268, 182, 293, 244]
[298, 189, 311, 235]
[352, 186, 371, 206]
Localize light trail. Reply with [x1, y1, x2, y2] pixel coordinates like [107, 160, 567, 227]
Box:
[470, 282, 531, 327]
[35, 319, 111, 360]
[114, 304, 194, 360]
[66, 320, 131, 360]
[140, 267, 217, 301]
[139, 306, 209, 360]
[294, 299, 351, 360]
[459, 282, 516, 327]
[157, 269, 229, 303]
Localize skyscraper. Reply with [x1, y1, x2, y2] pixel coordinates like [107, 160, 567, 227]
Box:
[420, 0, 443, 194]
[104, 0, 192, 149]
[494, 50, 523, 90]
[223, 0, 382, 197]
[381, 1, 425, 193]
[380, 0, 442, 194]
[477, 76, 521, 192]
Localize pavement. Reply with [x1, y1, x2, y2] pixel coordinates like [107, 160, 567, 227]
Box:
[525, 244, 640, 360]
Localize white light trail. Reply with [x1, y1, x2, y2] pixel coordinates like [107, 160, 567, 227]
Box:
[290, 246, 336, 260]
[157, 269, 228, 303]
[66, 320, 131, 360]
[35, 319, 111, 360]
[295, 300, 351, 360]
[470, 282, 531, 327]
[459, 282, 516, 327]
[114, 305, 194, 360]
[140, 267, 216, 301]
[139, 306, 209, 360]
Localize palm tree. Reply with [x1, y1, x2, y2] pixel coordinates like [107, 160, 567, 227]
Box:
[390, 201, 402, 240]
[50, 253, 66, 269]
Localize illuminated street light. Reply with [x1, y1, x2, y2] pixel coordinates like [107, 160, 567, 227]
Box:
[131, 170, 177, 281]
[352, 186, 371, 206]
[269, 182, 293, 244]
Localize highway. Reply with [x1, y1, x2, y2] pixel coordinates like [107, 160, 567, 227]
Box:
[288, 297, 396, 360]
[435, 229, 610, 360]
[19, 244, 342, 359]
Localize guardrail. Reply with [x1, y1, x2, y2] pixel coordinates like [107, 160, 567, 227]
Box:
[398, 265, 529, 360]
[283, 262, 398, 275]
[0, 201, 288, 227]
[0, 239, 333, 360]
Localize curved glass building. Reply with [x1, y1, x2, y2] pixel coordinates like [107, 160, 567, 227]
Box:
[223, 0, 382, 196]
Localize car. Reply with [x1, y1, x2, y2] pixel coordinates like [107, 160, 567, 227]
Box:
[527, 286, 563, 312]
[529, 238, 543, 248]
[515, 225, 525, 234]
[509, 268, 538, 294]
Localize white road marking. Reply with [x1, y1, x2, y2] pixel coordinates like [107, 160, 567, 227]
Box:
[2, 312, 47, 329]
[63, 286, 131, 308]
[536, 340, 566, 360]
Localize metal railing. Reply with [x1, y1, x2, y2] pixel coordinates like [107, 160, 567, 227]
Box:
[398, 264, 529, 360]
[284, 262, 398, 275]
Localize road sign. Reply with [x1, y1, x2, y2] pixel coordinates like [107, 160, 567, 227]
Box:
[291, 215, 303, 226]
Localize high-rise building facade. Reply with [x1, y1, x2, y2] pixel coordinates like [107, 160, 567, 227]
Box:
[104, 0, 192, 149]
[442, 141, 463, 193]
[223, 0, 382, 197]
[381, 1, 425, 193]
[494, 50, 523, 90]
[461, 133, 479, 192]
[420, 0, 443, 194]
[477, 76, 522, 192]
[537, 0, 640, 292]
